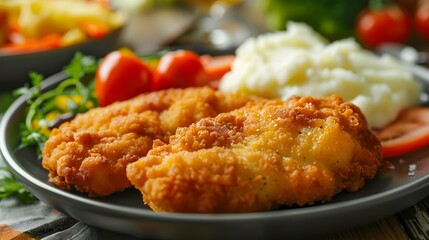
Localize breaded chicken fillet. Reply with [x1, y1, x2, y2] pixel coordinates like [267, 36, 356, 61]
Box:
[126, 95, 383, 213]
[42, 87, 255, 197]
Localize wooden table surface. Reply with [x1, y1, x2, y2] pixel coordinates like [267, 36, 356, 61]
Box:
[323, 197, 429, 240]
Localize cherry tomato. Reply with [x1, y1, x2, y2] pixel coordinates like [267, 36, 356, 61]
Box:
[374, 107, 429, 158]
[95, 50, 153, 106]
[152, 50, 210, 90]
[356, 4, 411, 49]
[415, 1, 429, 40]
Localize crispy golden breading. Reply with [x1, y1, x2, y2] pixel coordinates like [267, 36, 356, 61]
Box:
[126, 95, 383, 213]
[42, 87, 256, 197]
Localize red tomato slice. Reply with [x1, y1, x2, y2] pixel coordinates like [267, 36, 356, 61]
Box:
[200, 54, 234, 81]
[200, 54, 235, 89]
[152, 50, 210, 91]
[95, 50, 153, 106]
[374, 107, 429, 158]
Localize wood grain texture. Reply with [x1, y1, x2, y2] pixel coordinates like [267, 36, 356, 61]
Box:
[398, 197, 429, 240]
[322, 216, 409, 240]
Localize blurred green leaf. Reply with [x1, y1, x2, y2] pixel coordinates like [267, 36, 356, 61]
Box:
[262, 0, 370, 40]
[0, 167, 36, 204]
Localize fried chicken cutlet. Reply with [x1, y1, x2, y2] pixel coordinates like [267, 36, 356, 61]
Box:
[42, 87, 256, 197]
[126, 95, 383, 213]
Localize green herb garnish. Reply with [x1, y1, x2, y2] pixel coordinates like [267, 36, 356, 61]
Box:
[15, 52, 99, 158]
[0, 53, 99, 204]
[0, 167, 36, 204]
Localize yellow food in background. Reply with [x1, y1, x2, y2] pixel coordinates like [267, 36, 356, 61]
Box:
[31, 95, 95, 137]
[32, 111, 59, 136]
[0, 0, 125, 48]
[55, 95, 94, 112]
[219, 22, 422, 129]
[61, 28, 86, 47]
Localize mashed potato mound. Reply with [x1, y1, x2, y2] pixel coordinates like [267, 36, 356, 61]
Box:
[219, 22, 421, 129]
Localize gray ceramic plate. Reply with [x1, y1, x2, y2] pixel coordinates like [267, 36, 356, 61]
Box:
[1, 71, 429, 239]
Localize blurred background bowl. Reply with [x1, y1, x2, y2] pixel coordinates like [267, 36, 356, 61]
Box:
[0, 28, 122, 92]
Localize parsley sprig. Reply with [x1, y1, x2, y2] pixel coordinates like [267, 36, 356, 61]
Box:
[15, 52, 99, 158]
[0, 167, 36, 204]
